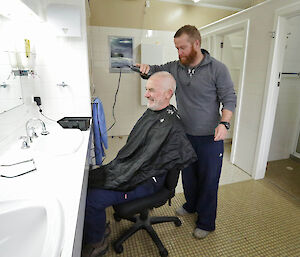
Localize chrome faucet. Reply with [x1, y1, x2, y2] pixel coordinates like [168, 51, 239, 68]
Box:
[19, 136, 30, 149]
[25, 118, 50, 142]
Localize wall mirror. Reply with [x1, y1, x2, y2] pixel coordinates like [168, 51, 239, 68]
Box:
[0, 15, 24, 114]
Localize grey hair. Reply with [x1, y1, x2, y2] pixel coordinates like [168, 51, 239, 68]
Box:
[150, 71, 176, 96]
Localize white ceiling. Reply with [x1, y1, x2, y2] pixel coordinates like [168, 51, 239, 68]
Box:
[159, 0, 260, 11]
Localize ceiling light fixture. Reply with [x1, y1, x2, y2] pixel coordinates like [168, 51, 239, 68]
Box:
[193, 0, 201, 3]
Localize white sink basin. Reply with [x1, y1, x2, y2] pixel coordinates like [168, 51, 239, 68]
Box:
[0, 197, 64, 257]
[32, 128, 83, 156]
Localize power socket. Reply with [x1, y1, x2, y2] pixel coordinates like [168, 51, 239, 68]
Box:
[33, 97, 41, 106]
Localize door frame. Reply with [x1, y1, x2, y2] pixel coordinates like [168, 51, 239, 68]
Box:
[253, 2, 300, 179]
[292, 115, 300, 157]
[201, 19, 250, 168]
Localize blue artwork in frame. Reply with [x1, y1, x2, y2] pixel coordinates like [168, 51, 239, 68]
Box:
[109, 36, 133, 73]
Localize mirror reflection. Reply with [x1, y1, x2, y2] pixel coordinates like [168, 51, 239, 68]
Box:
[0, 15, 24, 113]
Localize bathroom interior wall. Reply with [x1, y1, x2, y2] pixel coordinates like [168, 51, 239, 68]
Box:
[32, 24, 91, 121]
[0, 16, 24, 113]
[0, 16, 41, 149]
[89, 26, 178, 136]
[268, 15, 300, 161]
[199, 0, 300, 176]
[89, 0, 236, 31]
[88, 0, 244, 137]
[0, 0, 91, 152]
[253, 0, 266, 4]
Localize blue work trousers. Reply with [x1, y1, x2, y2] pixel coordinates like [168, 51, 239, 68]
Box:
[182, 135, 224, 231]
[83, 175, 165, 244]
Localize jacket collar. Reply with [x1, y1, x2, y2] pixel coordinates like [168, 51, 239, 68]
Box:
[149, 104, 174, 114]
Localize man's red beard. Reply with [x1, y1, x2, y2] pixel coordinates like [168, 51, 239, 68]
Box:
[179, 46, 198, 66]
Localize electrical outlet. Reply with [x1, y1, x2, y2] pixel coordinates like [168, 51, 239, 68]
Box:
[33, 97, 41, 106]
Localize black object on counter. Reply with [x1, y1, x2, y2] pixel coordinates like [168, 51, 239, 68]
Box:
[57, 117, 91, 131]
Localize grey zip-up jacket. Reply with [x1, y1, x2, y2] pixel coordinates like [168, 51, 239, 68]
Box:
[149, 49, 237, 136]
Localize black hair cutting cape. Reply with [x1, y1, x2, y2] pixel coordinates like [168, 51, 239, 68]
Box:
[88, 105, 197, 192]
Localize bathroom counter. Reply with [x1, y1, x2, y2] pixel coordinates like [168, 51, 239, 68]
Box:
[0, 126, 91, 257]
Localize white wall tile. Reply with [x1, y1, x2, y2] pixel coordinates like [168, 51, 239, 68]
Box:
[0, 0, 91, 150]
[90, 26, 176, 136]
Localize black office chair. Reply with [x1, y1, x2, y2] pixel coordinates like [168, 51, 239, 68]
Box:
[112, 169, 182, 257]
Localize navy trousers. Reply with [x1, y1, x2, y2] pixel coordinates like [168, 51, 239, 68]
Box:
[83, 174, 166, 244]
[182, 135, 224, 231]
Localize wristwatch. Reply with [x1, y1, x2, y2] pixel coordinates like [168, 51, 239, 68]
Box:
[219, 121, 230, 130]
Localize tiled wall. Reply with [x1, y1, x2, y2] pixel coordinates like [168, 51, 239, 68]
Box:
[268, 15, 300, 161]
[32, 29, 91, 120]
[0, 1, 91, 153]
[0, 16, 24, 113]
[89, 26, 178, 136]
[0, 16, 39, 150]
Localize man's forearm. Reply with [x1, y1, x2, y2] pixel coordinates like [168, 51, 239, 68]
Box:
[221, 109, 233, 122]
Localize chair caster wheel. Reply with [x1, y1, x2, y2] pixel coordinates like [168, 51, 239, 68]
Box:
[114, 213, 121, 222]
[113, 243, 123, 254]
[159, 248, 168, 257]
[174, 219, 182, 227]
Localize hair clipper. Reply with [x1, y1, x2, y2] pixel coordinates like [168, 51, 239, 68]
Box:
[129, 65, 151, 79]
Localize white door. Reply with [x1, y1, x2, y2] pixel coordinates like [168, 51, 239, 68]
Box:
[294, 130, 300, 158]
[220, 30, 244, 141]
[215, 29, 249, 173]
[268, 15, 300, 162]
[201, 21, 250, 175]
[253, 16, 289, 179]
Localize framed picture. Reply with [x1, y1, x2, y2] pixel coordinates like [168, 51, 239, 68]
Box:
[109, 36, 133, 73]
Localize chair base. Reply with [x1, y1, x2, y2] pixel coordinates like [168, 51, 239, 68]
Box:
[113, 213, 182, 257]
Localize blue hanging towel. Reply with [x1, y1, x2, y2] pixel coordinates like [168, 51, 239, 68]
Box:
[92, 98, 108, 165]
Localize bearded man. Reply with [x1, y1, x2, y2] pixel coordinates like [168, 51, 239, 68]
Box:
[137, 25, 237, 239]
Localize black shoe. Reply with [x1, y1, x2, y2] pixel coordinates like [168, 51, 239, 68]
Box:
[81, 237, 108, 257]
[104, 222, 111, 238]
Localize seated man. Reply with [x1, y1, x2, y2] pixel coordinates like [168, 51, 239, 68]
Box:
[82, 71, 197, 257]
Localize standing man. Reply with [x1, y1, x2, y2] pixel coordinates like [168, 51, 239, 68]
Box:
[137, 25, 237, 239]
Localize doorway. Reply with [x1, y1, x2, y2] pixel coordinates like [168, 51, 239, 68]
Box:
[218, 29, 245, 141]
[265, 14, 300, 199]
[268, 15, 300, 163]
[202, 21, 249, 175]
[253, 2, 300, 180]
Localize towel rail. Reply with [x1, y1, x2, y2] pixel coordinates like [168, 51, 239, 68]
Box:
[281, 72, 300, 77]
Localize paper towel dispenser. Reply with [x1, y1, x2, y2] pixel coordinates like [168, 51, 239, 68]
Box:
[46, 4, 81, 37]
